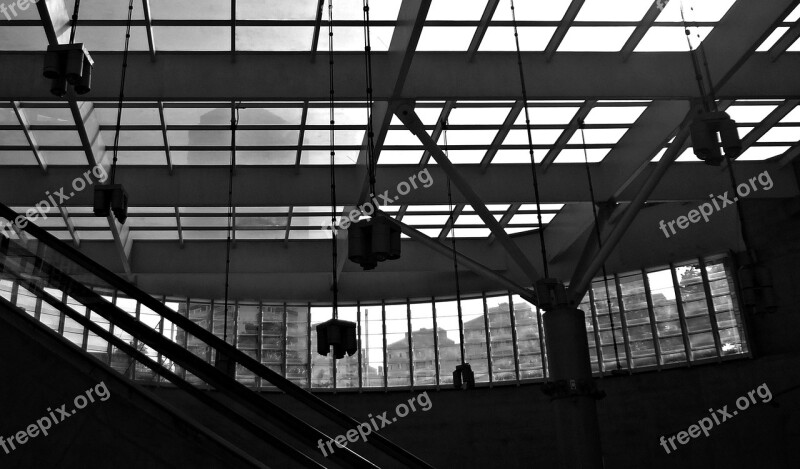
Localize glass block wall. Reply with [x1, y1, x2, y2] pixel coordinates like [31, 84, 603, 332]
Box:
[0, 255, 749, 390]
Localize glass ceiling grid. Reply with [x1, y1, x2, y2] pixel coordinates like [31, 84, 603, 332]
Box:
[0, 0, 739, 52]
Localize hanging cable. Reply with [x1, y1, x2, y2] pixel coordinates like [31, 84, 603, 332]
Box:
[681, 1, 751, 250]
[329, 0, 339, 319]
[680, 1, 713, 113]
[510, 0, 549, 279]
[69, 0, 81, 44]
[222, 104, 239, 343]
[580, 121, 622, 372]
[443, 122, 466, 365]
[110, 0, 135, 185]
[362, 0, 378, 199]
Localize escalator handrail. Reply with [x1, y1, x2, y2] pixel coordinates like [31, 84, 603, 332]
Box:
[0, 202, 435, 469]
[0, 257, 326, 469]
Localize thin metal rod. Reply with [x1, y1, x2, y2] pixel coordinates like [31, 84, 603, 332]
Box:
[510, 0, 549, 278]
[110, 0, 136, 184]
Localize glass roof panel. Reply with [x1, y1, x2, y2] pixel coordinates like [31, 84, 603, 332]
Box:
[403, 215, 450, 226]
[0, 27, 50, 51]
[0, 152, 36, 165]
[417, 27, 477, 51]
[0, 130, 32, 146]
[300, 150, 358, 165]
[726, 105, 778, 124]
[786, 5, 800, 22]
[575, 0, 652, 21]
[507, 213, 557, 225]
[377, 150, 422, 165]
[756, 27, 790, 52]
[779, 106, 800, 123]
[438, 129, 498, 145]
[567, 128, 630, 145]
[236, 151, 297, 165]
[330, 0, 402, 20]
[19, 107, 74, 126]
[238, 0, 318, 20]
[503, 129, 563, 146]
[384, 129, 423, 146]
[553, 148, 611, 163]
[491, 0, 572, 21]
[447, 107, 511, 126]
[306, 107, 367, 126]
[101, 130, 164, 147]
[479, 27, 556, 52]
[491, 149, 544, 164]
[737, 146, 791, 161]
[239, 129, 302, 146]
[390, 108, 443, 127]
[238, 27, 316, 52]
[655, 0, 737, 22]
[303, 129, 365, 146]
[96, 106, 161, 126]
[583, 106, 647, 125]
[164, 107, 231, 126]
[237, 107, 303, 125]
[447, 228, 491, 238]
[156, 27, 230, 51]
[756, 126, 800, 143]
[514, 107, 579, 125]
[74, 27, 149, 51]
[427, 0, 488, 21]
[0, 108, 18, 125]
[558, 27, 635, 52]
[439, 149, 485, 164]
[318, 27, 395, 51]
[519, 204, 565, 211]
[171, 151, 232, 165]
[168, 130, 234, 146]
[150, 0, 230, 19]
[454, 214, 502, 225]
[635, 26, 713, 52]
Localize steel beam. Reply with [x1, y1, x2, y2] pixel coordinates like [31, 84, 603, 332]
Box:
[620, 0, 669, 62]
[36, 0, 133, 277]
[142, 0, 156, 60]
[544, 0, 585, 62]
[567, 120, 693, 303]
[479, 100, 523, 171]
[11, 101, 47, 172]
[389, 217, 537, 305]
[396, 102, 542, 283]
[157, 101, 172, 172]
[541, 100, 596, 172]
[466, 0, 500, 61]
[5, 53, 800, 101]
[769, 21, 800, 62]
[419, 100, 455, 167]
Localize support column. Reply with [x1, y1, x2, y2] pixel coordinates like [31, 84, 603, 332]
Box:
[540, 280, 603, 468]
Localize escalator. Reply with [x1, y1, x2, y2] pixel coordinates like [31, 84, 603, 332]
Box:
[0, 201, 435, 469]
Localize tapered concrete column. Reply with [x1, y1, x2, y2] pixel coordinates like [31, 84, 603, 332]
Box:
[540, 279, 603, 468]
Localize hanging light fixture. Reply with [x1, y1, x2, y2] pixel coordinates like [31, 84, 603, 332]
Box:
[679, 2, 742, 166]
[316, 0, 358, 360]
[93, 0, 134, 225]
[42, 1, 93, 98]
[346, 0, 401, 271]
